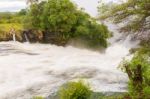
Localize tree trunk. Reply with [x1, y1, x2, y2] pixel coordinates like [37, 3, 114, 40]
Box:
[125, 64, 143, 98]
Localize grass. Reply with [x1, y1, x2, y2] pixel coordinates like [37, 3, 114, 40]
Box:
[32, 96, 44, 99]
[0, 23, 23, 32]
[0, 23, 23, 40]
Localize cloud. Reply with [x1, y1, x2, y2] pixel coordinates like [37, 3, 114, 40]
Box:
[0, 0, 26, 12]
[0, 0, 123, 16]
[72, 0, 99, 17]
[72, 0, 126, 16]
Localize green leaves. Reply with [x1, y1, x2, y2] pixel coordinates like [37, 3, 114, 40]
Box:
[98, 0, 150, 32]
[119, 46, 150, 98]
[45, 0, 77, 32]
[24, 0, 110, 47]
[58, 81, 91, 99]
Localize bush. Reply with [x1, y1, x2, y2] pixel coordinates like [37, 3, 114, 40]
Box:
[24, 0, 110, 47]
[58, 81, 92, 99]
[119, 46, 150, 98]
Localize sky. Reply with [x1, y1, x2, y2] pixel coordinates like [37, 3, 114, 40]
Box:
[72, 0, 99, 16]
[0, 0, 26, 12]
[0, 0, 123, 16]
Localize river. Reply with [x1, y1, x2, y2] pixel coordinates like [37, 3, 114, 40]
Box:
[0, 21, 139, 99]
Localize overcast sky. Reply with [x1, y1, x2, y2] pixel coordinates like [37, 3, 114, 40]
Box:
[0, 0, 122, 16]
[0, 0, 26, 12]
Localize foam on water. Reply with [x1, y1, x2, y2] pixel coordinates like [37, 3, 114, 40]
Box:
[0, 22, 138, 99]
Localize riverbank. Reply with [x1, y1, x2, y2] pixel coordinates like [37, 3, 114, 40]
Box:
[0, 23, 22, 41]
[46, 91, 128, 99]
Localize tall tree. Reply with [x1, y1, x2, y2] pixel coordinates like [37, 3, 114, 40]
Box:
[24, 0, 110, 47]
[99, 0, 150, 32]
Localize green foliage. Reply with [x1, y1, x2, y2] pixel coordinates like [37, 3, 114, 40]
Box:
[119, 46, 150, 98]
[43, 0, 77, 32]
[0, 23, 22, 41]
[0, 11, 26, 24]
[0, 11, 25, 41]
[98, 1, 117, 16]
[32, 96, 44, 99]
[17, 9, 27, 16]
[0, 12, 12, 23]
[98, 0, 150, 32]
[24, 2, 46, 30]
[58, 81, 92, 99]
[24, 0, 110, 47]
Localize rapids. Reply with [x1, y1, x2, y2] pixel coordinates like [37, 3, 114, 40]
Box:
[0, 22, 139, 99]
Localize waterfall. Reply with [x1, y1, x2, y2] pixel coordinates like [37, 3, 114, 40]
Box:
[24, 33, 29, 42]
[12, 33, 16, 42]
[0, 22, 139, 99]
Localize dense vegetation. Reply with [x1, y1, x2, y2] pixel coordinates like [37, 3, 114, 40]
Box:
[24, 0, 110, 47]
[98, 0, 150, 98]
[0, 0, 110, 48]
[99, 0, 150, 32]
[99, 0, 150, 45]
[0, 0, 149, 98]
[57, 81, 128, 99]
[0, 11, 25, 41]
[33, 81, 128, 99]
[119, 46, 150, 98]
[58, 81, 91, 99]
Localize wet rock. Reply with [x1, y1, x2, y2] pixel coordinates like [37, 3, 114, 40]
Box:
[21, 30, 43, 43]
[134, 30, 150, 42]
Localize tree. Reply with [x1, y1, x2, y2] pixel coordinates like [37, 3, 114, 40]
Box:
[24, 1, 46, 30]
[119, 46, 150, 98]
[24, 0, 110, 47]
[99, 0, 150, 32]
[18, 9, 27, 16]
[43, 0, 77, 37]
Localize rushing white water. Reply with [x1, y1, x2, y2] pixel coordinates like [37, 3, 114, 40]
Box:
[0, 22, 138, 99]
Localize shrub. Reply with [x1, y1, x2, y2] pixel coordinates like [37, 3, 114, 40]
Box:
[58, 81, 92, 99]
[24, 0, 110, 47]
[119, 46, 150, 98]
